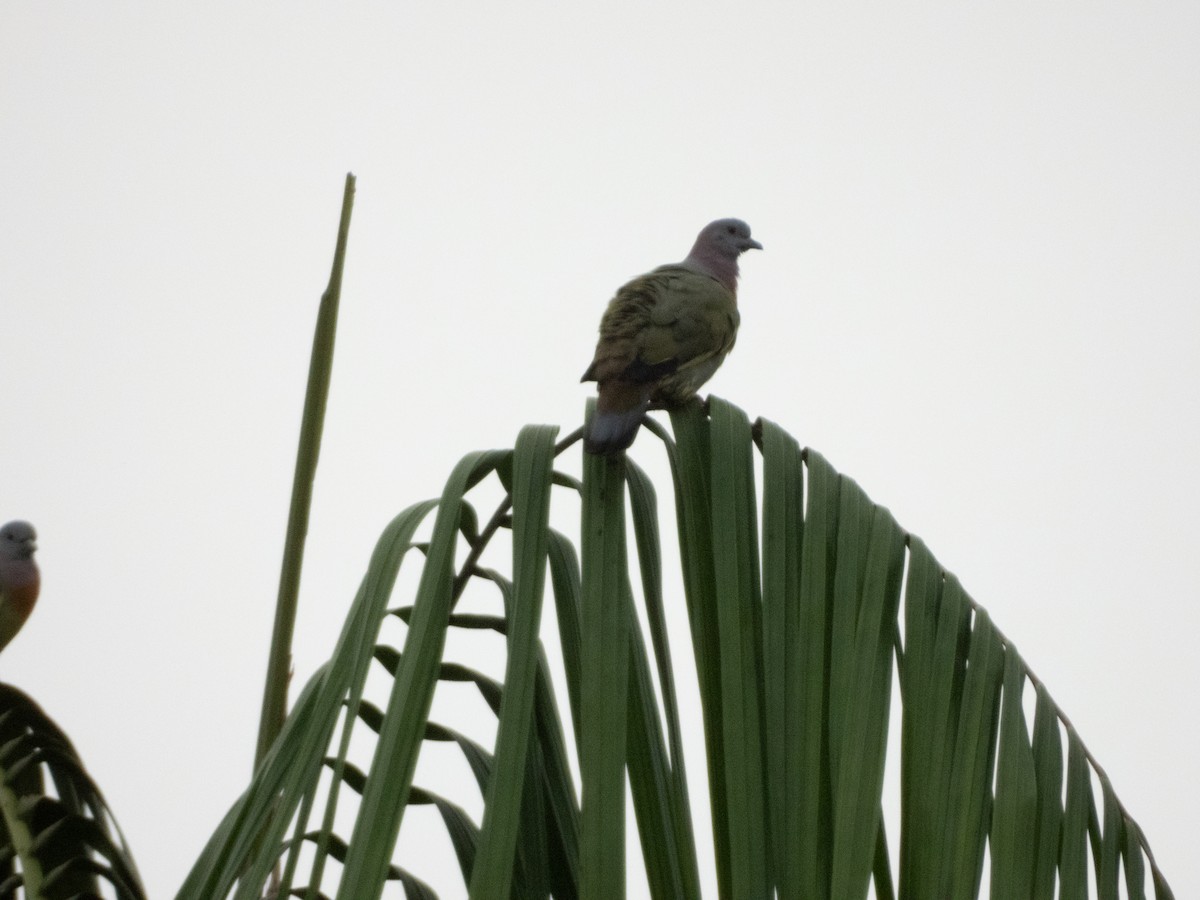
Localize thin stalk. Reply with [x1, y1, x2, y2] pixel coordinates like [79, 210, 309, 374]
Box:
[254, 173, 356, 771]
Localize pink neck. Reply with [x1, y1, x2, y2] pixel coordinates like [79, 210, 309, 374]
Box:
[682, 243, 739, 295]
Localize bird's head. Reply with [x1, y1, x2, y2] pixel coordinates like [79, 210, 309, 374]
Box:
[698, 218, 763, 259]
[683, 218, 762, 292]
[0, 521, 37, 561]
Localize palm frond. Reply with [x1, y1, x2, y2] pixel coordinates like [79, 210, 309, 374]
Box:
[181, 398, 1174, 900]
[0, 683, 147, 899]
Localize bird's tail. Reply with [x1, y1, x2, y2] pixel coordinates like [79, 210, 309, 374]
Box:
[584, 403, 649, 456]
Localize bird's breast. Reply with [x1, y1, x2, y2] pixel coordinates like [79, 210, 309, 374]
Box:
[2, 578, 39, 617]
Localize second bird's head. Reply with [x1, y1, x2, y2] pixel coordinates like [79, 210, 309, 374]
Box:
[0, 521, 37, 562]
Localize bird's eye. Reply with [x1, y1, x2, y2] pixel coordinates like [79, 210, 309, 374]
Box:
[727, 226, 736, 235]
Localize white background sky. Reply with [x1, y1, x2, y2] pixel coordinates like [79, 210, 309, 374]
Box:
[2, 4, 1197, 898]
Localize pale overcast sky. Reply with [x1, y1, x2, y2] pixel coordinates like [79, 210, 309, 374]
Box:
[2, 4, 1197, 897]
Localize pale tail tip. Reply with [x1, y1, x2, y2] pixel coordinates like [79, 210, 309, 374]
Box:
[583, 409, 644, 456]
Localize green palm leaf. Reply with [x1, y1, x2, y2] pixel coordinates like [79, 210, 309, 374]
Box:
[180, 396, 1174, 900]
[0, 684, 147, 900]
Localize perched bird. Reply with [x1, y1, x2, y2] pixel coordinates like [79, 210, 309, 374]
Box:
[582, 218, 762, 454]
[0, 520, 40, 653]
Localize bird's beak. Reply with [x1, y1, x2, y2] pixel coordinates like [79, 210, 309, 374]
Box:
[745, 238, 763, 251]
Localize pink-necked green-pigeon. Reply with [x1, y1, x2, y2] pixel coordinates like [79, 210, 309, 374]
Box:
[0, 520, 39, 652]
[582, 218, 761, 455]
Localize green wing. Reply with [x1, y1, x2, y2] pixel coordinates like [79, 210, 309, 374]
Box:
[583, 266, 739, 386]
[642, 269, 738, 371]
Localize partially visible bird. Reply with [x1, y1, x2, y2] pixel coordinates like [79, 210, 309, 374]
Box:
[581, 218, 762, 455]
[0, 521, 40, 653]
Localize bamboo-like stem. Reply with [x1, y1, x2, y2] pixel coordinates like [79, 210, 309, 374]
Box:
[254, 174, 356, 772]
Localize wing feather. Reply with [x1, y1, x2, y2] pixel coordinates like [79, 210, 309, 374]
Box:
[582, 266, 738, 390]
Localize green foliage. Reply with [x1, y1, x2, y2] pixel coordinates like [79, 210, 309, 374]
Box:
[179, 397, 1173, 899]
[0, 684, 147, 899]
